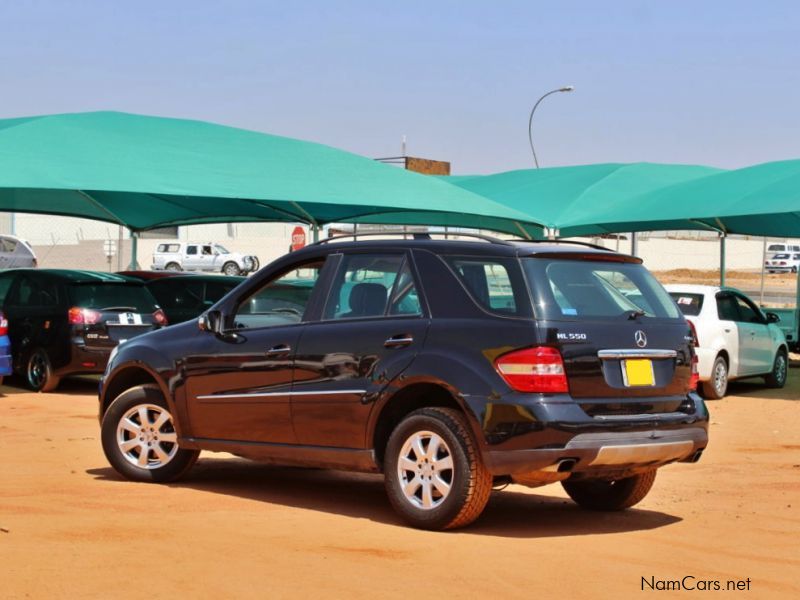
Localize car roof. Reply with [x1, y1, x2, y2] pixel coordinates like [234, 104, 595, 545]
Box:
[289, 238, 641, 262]
[4, 269, 143, 283]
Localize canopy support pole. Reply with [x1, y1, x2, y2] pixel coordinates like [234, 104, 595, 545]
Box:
[759, 237, 767, 305]
[719, 234, 727, 287]
[288, 201, 320, 243]
[630, 232, 638, 256]
[128, 230, 140, 270]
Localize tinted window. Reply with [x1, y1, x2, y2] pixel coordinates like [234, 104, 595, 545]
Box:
[324, 254, 404, 320]
[0, 273, 16, 304]
[186, 246, 198, 255]
[669, 292, 704, 317]
[446, 256, 528, 316]
[735, 295, 763, 323]
[523, 258, 681, 320]
[235, 261, 322, 329]
[8, 275, 38, 306]
[716, 295, 739, 321]
[389, 261, 422, 316]
[148, 279, 205, 312]
[69, 283, 158, 312]
[767, 244, 785, 252]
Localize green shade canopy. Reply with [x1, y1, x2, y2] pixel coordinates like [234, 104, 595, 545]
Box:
[559, 159, 800, 238]
[0, 111, 538, 233]
[435, 163, 724, 237]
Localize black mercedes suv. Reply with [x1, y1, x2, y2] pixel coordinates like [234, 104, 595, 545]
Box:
[98, 234, 708, 530]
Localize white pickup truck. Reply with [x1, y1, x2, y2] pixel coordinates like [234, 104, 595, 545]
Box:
[151, 242, 259, 276]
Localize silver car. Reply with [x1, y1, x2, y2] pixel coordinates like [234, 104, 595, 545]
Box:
[0, 235, 37, 269]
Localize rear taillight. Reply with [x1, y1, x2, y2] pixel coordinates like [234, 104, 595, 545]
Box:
[153, 309, 168, 326]
[494, 346, 569, 393]
[690, 353, 700, 391]
[0, 313, 7, 336]
[687, 320, 699, 347]
[68, 307, 101, 325]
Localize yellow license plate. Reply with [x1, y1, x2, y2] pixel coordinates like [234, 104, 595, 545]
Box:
[622, 359, 655, 387]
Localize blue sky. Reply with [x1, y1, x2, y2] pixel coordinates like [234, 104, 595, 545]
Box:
[1, 1, 798, 174]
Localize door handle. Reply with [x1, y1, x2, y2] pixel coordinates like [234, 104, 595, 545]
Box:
[266, 344, 291, 356]
[384, 334, 414, 348]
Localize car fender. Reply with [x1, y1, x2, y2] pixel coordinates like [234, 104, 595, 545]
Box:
[367, 349, 507, 448]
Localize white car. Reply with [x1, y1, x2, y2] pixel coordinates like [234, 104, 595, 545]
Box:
[0, 234, 37, 269]
[151, 242, 259, 276]
[666, 284, 789, 398]
[765, 253, 800, 273]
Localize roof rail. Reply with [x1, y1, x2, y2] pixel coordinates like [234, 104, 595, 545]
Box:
[311, 231, 517, 246]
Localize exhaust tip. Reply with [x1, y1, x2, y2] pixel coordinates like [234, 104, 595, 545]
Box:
[557, 458, 578, 472]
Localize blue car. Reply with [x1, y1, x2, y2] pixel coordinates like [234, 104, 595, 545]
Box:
[0, 311, 11, 386]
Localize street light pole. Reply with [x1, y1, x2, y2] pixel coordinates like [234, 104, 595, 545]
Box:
[528, 86, 574, 168]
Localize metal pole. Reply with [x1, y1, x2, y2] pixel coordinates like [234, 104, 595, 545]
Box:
[117, 225, 123, 271]
[128, 230, 139, 270]
[312, 225, 319, 243]
[719, 234, 726, 287]
[528, 86, 574, 168]
[630, 232, 638, 256]
[759, 237, 767, 305]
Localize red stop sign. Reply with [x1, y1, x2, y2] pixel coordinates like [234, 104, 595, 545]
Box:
[290, 226, 306, 251]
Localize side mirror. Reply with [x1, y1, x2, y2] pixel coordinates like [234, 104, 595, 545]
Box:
[766, 312, 780, 324]
[198, 310, 224, 334]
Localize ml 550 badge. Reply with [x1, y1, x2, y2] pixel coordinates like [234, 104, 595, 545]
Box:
[556, 332, 587, 341]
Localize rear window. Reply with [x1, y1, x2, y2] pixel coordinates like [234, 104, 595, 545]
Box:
[669, 292, 704, 316]
[767, 244, 785, 252]
[69, 283, 159, 312]
[523, 258, 681, 321]
[157, 244, 180, 253]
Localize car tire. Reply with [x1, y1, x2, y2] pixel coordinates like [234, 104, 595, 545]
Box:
[562, 469, 657, 511]
[384, 407, 492, 530]
[165, 262, 182, 272]
[701, 355, 728, 399]
[101, 384, 199, 483]
[764, 349, 788, 388]
[26, 348, 60, 392]
[222, 261, 241, 276]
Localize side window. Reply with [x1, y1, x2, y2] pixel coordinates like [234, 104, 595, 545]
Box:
[324, 254, 405, 320]
[735, 295, 763, 324]
[186, 245, 198, 256]
[716, 295, 739, 322]
[446, 257, 520, 315]
[0, 274, 16, 304]
[205, 281, 237, 305]
[388, 261, 422, 316]
[202, 245, 213, 255]
[9, 276, 39, 307]
[157, 244, 166, 253]
[234, 260, 323, 329]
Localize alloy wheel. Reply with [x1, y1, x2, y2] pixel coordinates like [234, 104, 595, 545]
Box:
[116, 403, 179, 469]
[396, 430, 454, 510]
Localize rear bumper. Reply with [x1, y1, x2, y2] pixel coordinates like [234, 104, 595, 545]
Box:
[469, 391, 709, 476]
[486, 427, 707, 476]
[53, 343, 112, 378]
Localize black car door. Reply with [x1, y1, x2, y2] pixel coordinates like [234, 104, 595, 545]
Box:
[182, 257, 330, 444]
[291, 252, 430, 448]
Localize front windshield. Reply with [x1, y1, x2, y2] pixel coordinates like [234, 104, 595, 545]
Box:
[214, 244, 230, 254]
[522, 258, 682, 321]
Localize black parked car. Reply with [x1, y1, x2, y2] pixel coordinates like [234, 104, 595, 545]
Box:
[98, 234, 708, 530]
[0, 269, 167, 392]
[142, 274, 245, 325]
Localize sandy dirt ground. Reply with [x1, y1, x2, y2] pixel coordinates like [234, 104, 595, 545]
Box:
[1, 375, 799, 600]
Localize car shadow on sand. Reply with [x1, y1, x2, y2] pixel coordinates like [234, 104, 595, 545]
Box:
[87, 457, 681, 538]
